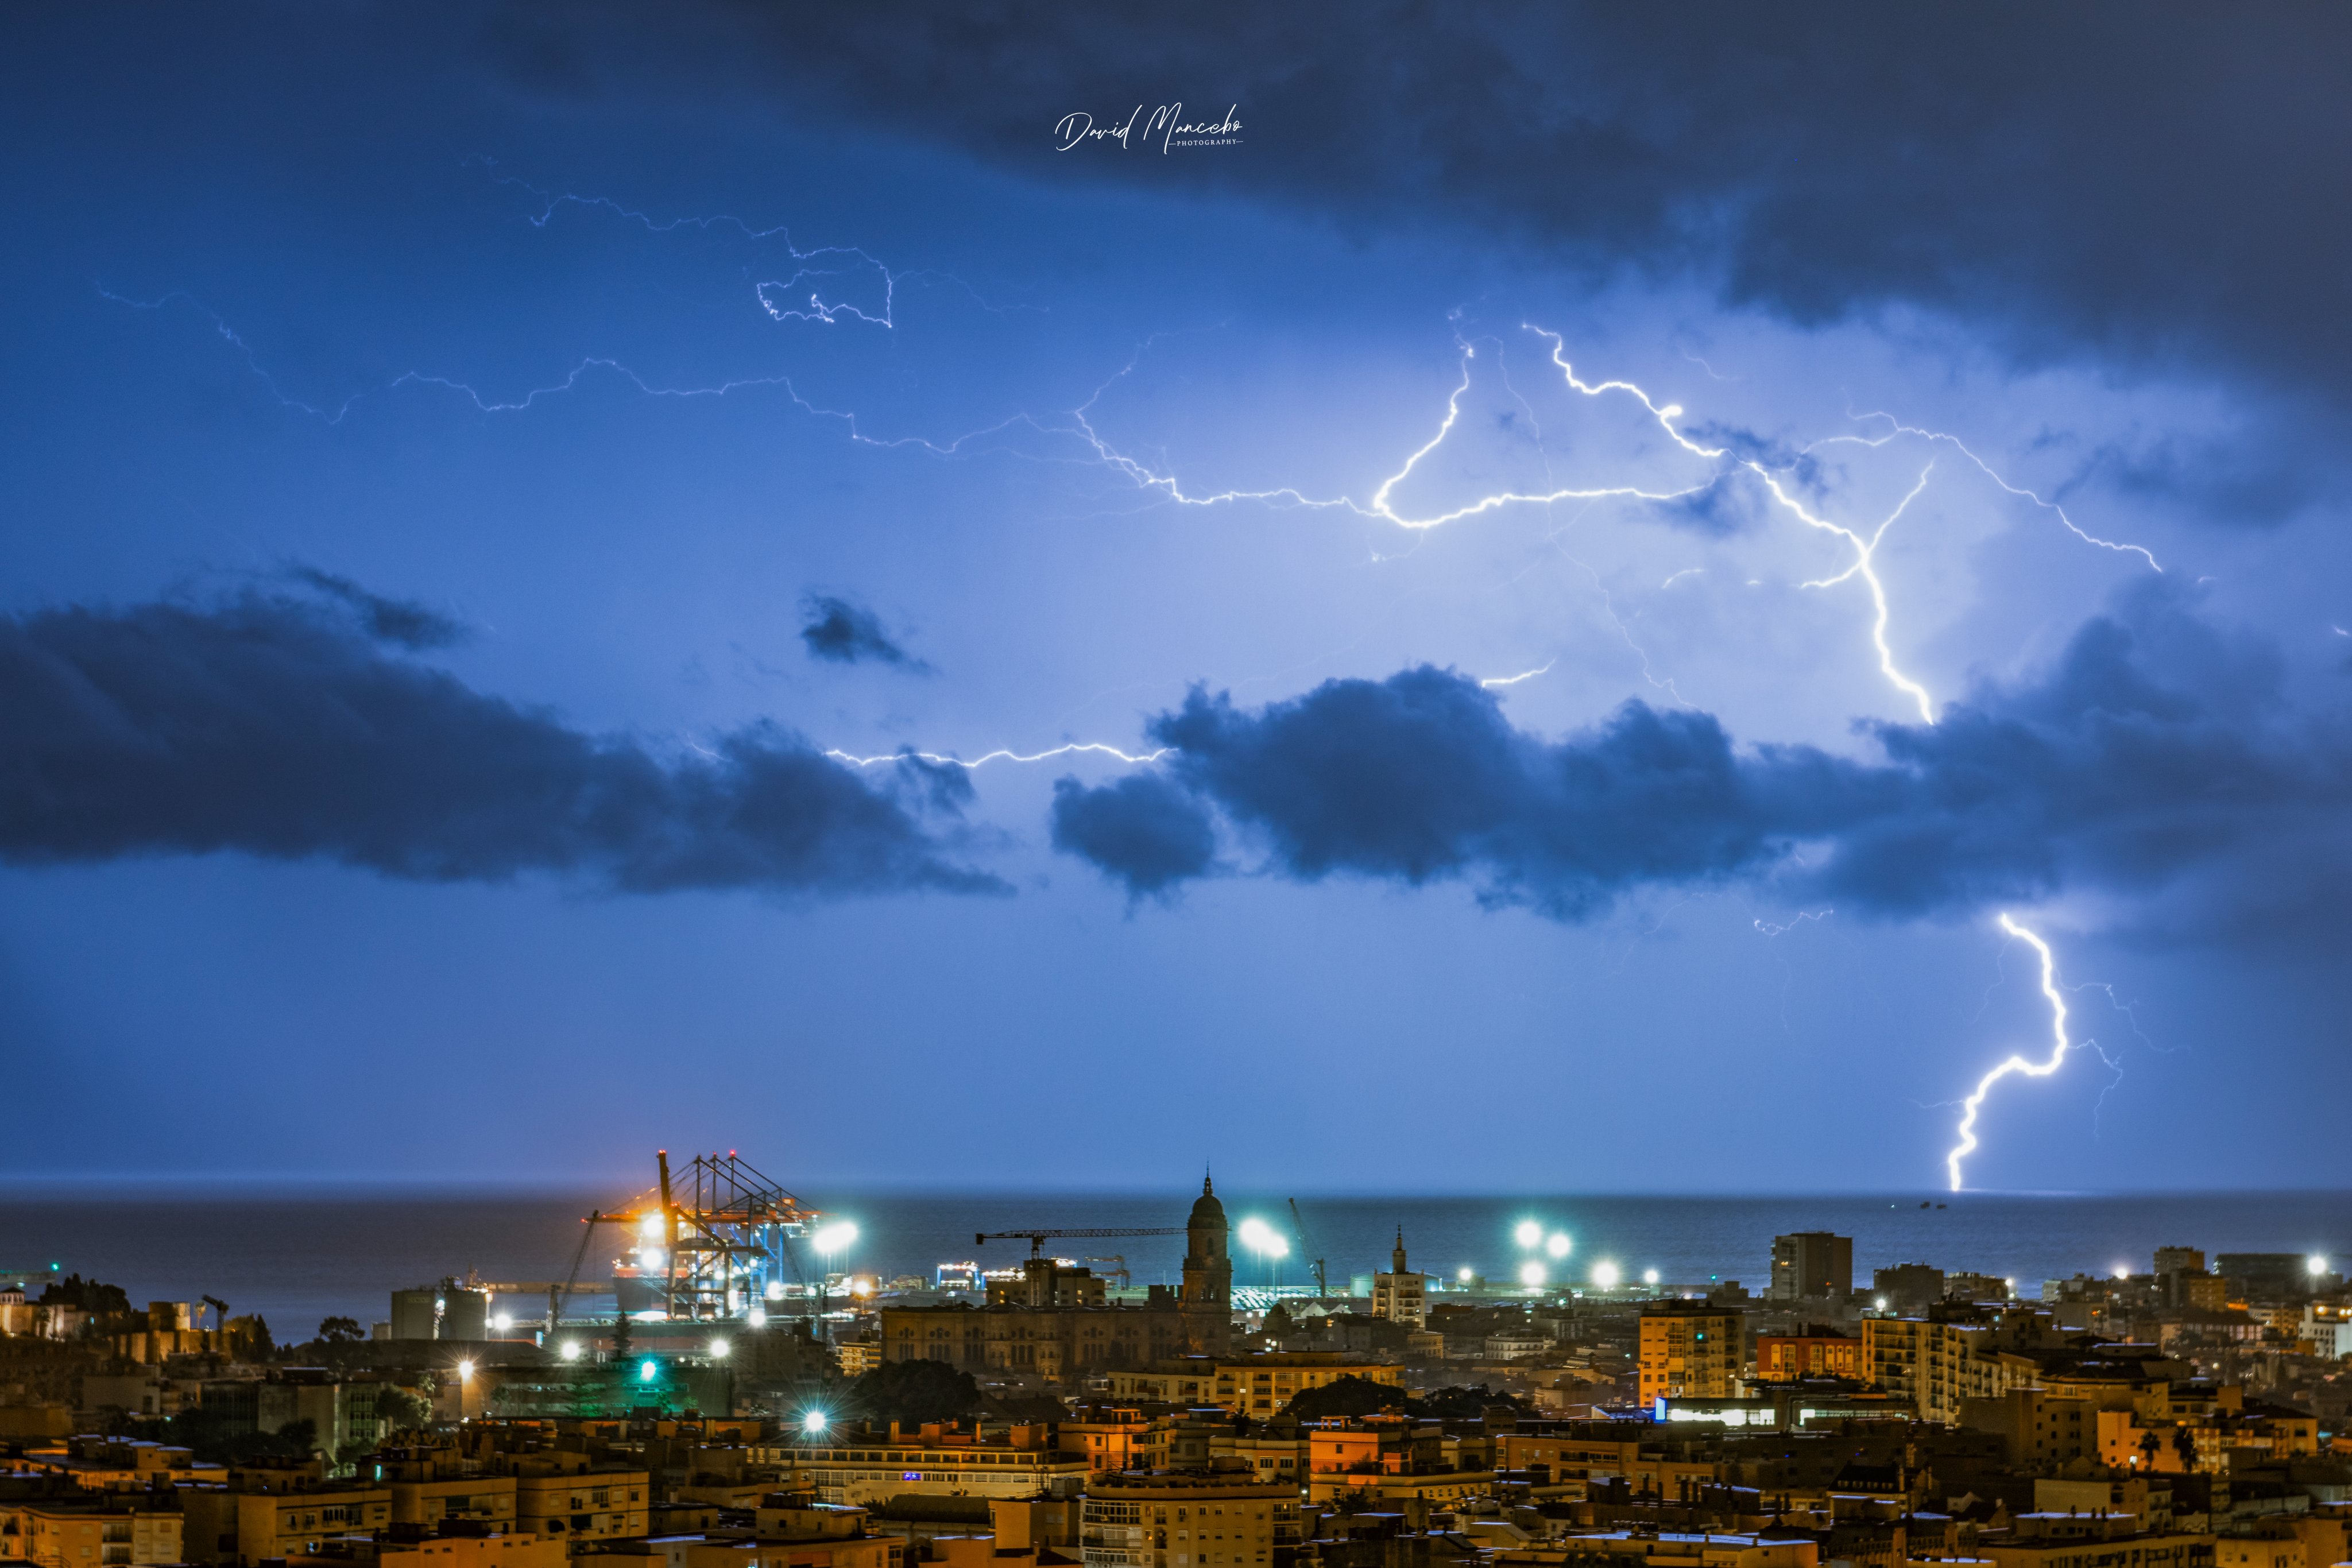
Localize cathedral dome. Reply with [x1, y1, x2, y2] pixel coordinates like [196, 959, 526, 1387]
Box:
[1189, 1174, 1226, 1229]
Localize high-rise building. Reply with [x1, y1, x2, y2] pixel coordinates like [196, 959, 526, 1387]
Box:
[1873, 1263, 1945, 1314]
[1371, 1230, 1428, 1328]
[1637, 1300, 1747, 1406]
[1860, 1315, 2024, 1423]
[1769, 1233, 1852, 1302]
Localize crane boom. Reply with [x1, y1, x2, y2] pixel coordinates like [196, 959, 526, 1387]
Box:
[976, 1226, 1185, 1258]
[1287, 1199, 1328, 1298]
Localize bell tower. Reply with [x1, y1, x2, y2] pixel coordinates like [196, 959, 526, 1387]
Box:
[1179, 1174, 1232, 1352]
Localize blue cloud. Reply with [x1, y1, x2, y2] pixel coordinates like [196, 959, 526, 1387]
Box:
[0, 590, 1000, 897]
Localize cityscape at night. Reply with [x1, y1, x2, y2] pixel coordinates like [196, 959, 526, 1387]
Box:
[5, 8, 2352, 1568]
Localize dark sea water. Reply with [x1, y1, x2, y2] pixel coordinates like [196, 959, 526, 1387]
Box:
[2, 1187, 2346, 1341]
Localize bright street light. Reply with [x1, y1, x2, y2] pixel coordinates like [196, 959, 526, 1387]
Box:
[1545, 1233, 1572, 1260]
[1642, 1269, 1660, 1286]
[814, 1222, 858, 1256]
[1514, 1221, 1542, 1249]
[2310, 1255, 2330, 1277]
[802, 1410, 828, 1434]
[492, 1313, 512, 1333]
[709, 1339, 729, 1360]
[1457, 1267, 1473, 1283]
[1237, 1218, 1289, 1257]
[1591, 1261, 1621, 1290]
[638, 1213, 664, 1244]
[1518, 1261, 1546, 1288]
[639, 1359, 658, 1381]
[558, 1341, 581, 1362]
[455, 1358, 474, 1380]
[747, 1307, 768, 1329]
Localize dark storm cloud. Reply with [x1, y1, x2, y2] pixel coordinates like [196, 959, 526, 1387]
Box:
[1054, 587, 2352, 930]
[287, 566, 465, 651]
[798, 594, 930, 672]
[0, 592, 1000, 896]
[1049, 772, 1217, 898]
[509, 2, 2352, 421]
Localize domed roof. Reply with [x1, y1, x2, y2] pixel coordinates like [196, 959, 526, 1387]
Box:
[1189, 1174, 1226, 1227]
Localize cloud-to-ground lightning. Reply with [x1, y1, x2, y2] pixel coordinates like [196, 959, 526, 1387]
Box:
[1945, 913, 2128, 1191]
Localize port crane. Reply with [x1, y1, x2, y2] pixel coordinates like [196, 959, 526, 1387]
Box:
[1287, 1199, 1329, 1298]
[975, 1226, 1183, 1258]
[553, 1151, 825, 1325]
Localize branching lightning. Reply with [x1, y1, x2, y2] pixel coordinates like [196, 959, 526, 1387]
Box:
[1945, 913, 2125, 1191]
[110, 171, 2165, 738]
[1784, 462, 1940, 722]
[1061, 324, 2159, 722]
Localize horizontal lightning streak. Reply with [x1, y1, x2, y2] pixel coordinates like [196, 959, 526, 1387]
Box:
[824, 742, 1173, 770]
[1478, 661, 1556, 690]
[1753, 908, 1833, 937]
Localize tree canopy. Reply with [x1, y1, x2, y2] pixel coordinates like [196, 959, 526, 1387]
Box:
[1284, 1375, 1411, 1420]
[37, 1274, 131, 1316]
[847, 1358, 982, 1425]
[1283, 1379, 1532, 1420]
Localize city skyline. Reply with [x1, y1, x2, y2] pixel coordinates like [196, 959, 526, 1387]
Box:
[7, 7, 2352, 1193]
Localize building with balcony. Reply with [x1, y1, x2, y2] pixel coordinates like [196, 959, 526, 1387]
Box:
[1080, 1471, 1299, 1568]
[778, 1423, 1089, 1506]
[1639, 1302, 1747, 1406]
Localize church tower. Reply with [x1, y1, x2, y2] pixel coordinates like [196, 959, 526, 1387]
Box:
[1179, 1174, 1232, 1353]
[1373, 1224, 1427, 1328]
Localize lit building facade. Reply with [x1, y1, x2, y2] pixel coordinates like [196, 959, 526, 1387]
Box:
[1638, 1302, 1747, 1406]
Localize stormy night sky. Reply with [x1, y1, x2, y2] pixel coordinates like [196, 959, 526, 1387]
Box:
[6, 5, 2351, 1193]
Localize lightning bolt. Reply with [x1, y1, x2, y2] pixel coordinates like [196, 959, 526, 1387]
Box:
[1783, 463, 1940, 723]
[823, 742, 1173, 769]
[110, 173, 2164, 727]
[1945, 913, 2125, 1191]
[1479, 661, 1556, 689]
[1066, 324, 2156, 722]
[1753, 909, 1832, 937]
